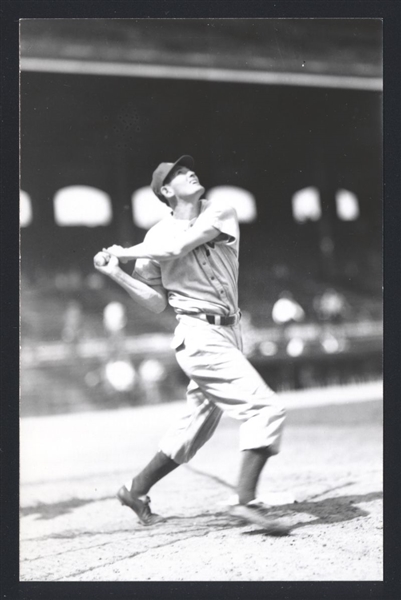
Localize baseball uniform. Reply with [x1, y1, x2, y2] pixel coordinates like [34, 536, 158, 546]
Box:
[133, 198, 286, 464]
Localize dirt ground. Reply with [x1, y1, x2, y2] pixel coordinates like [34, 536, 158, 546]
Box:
[20, 382, 383, 582]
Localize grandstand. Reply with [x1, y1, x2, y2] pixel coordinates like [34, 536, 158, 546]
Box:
[20, 19, 382, 416]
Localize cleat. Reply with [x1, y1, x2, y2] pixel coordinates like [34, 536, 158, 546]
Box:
[117, 485, 165, 526]
[229, 501, 291, 535]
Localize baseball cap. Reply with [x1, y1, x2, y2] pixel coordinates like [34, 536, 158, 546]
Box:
[151, 155, 194, 200]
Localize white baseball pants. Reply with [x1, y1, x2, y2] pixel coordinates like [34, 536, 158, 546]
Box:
[158, 315, 286, 464]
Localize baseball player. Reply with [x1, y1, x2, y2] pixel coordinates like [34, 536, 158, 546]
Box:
[94, 155, 287, 532]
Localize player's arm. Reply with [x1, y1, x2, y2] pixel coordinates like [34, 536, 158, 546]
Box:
[94, 256, 167, 313]
[105, 205, 235, 262]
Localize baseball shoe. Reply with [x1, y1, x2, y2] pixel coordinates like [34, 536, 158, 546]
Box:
[228, 501, 291, 535]
[117, 485, 165, 526]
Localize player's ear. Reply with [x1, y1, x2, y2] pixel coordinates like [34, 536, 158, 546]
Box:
[160, 184, 174, 199]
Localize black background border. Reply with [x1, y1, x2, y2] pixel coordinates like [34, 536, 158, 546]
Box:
[1, 2, 400, 599]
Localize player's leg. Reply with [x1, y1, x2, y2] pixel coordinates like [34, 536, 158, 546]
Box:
[117, 380, 222, 524]
[123, 451, 179, 498]
[116, 451, 177, 525]
[236, 447, 274, 504]
[158, 379, 223, 464]
[174, 322, 286, 504]
[175, 332, 290, 533]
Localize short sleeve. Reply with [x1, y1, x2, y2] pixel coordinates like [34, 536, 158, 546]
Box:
[200, 199, 239, 245]
[133, 258, 162, 286]
[132, 222, 165, 285]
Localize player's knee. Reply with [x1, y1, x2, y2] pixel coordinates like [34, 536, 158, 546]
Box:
[262, 401, 286, 421]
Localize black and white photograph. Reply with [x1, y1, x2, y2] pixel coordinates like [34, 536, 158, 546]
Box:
[18, 16, 385, 584]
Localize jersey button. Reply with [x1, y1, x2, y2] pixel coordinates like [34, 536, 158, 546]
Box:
[211, 277, 215, 280]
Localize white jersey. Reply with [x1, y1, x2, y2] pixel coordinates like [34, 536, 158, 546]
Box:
[134, 199, 240, 316]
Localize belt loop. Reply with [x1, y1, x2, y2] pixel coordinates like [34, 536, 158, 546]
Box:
[215, 315, 221, 325]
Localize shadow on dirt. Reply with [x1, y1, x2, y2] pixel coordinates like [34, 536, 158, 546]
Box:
[243, 490, 383, 536]
[20, 497, 98, 520]
[21, 490, 382, 535]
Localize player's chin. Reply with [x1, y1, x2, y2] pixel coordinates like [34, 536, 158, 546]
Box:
[186, 184, 205, 198]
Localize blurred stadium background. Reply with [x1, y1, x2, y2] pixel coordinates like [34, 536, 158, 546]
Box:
[20, 19, 383, 417]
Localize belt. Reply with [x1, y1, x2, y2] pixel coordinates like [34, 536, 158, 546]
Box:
[179, 312, 241, 326]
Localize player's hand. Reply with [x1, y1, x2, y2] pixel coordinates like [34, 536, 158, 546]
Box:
[103, 245, 130, 263]
[94, 253, 119, 275]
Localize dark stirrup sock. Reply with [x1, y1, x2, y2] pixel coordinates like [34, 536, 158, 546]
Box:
[129, 451, 180, 496]
[237, 448, 272, 505]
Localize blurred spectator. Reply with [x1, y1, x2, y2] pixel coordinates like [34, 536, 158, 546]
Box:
[104, 360, 136, 393]
[138, 359, 166, 404]
[271, 292, 306, 359]
[286, 337, 305, 357]
[272, 291, 305, 325]
[103, 301, 127, 356]
[61, 300, 83, 346]
[85, 272, 105, 291]
[320, 331, 348, 354]
[313, 287, 349, 322]
[103, 301, 127, 333]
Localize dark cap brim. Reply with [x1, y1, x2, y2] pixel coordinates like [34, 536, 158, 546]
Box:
[162, 155, 195, 184]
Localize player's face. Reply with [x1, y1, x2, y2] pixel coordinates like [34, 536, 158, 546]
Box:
[165, 166, 205, 198]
